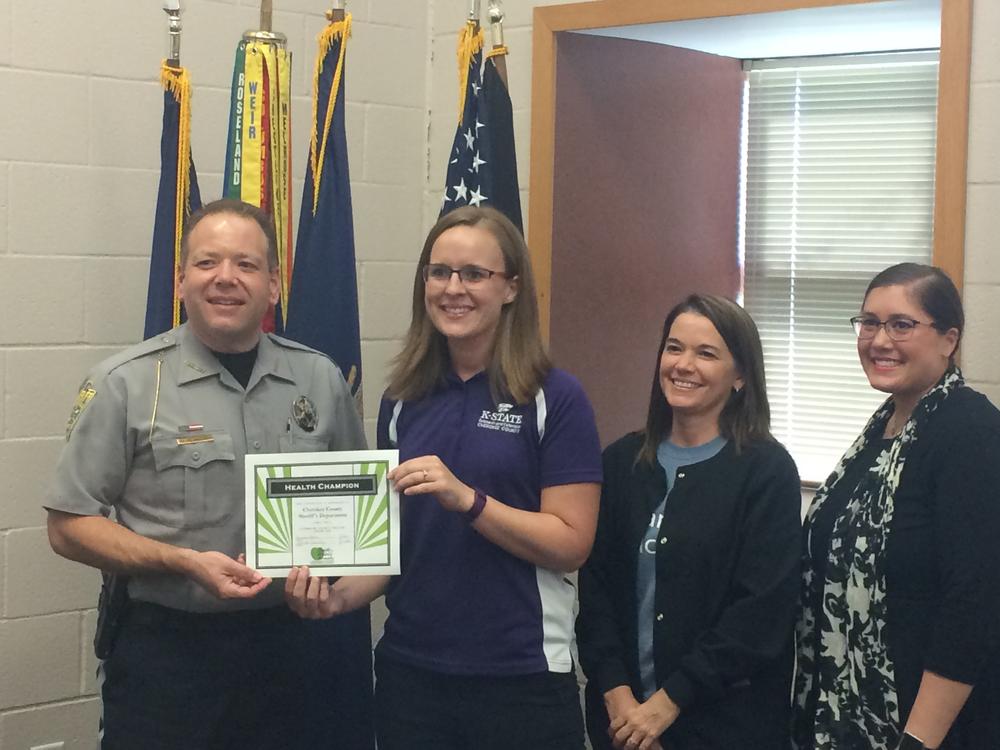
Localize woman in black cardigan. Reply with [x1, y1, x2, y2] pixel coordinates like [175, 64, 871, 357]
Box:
[793, 264, 1000, 750]
[577, 294, 801, 750]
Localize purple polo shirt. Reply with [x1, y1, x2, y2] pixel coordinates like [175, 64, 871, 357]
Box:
[376, 368, 602, 676]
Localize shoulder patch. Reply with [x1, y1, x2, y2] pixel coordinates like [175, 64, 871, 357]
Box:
[65, 381, 97, 440]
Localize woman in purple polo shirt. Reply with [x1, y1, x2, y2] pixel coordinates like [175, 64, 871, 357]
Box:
[576, 294, 801, 750]
[286, 206, 602, 749]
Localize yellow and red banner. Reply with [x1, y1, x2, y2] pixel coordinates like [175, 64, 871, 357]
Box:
[223, 38, 292, 331]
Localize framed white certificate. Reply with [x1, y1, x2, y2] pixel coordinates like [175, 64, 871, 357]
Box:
[244, 449, 400, 577]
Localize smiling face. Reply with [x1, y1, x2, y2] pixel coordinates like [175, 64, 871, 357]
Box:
[424, 224, 518, 365]
[659, 312, 743, 426]
[858, 283, 958, 406]
[178, 212, 279, 353]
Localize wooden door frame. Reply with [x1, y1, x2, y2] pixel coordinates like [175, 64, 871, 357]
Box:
[528, 0, 973, 340]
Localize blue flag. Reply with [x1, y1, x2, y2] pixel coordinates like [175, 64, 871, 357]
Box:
[285, 17, 362, 403]
[440, 31, 522, 232]
[282, 17, 374, 749]
[144, 64, 202, 339]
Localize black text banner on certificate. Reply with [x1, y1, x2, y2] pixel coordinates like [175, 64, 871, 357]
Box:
[244, 449, 400, 577]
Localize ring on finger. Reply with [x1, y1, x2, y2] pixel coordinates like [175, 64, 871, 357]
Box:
[422, 469, 429, 482]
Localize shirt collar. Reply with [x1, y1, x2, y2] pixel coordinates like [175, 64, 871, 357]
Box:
[444, 368, 488, 386]
[175, 324, 295, 389]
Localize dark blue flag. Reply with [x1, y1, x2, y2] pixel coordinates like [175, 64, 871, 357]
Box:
[144, 64, 202, 339]
[285, 18, 362, 403]
[282, 16, 374, 749]
[440, 41, 522, 232]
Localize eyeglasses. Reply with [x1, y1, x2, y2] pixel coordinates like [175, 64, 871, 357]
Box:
[850, 315, 936, 341]
[422, 263, 509, 287]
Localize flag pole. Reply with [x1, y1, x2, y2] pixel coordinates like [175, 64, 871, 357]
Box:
[326, 0, 346, 24]
[468, 0, 481, 24]
[163, 0, 182, 67]
[487, 1, 509, 87]
[245, 1, 285, 44]
[260, 0, 273, 33]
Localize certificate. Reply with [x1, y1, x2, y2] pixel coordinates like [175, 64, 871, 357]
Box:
[244, 449, 400, 577]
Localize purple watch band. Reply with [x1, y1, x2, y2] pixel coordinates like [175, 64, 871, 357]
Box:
[466, 488, 487, 522]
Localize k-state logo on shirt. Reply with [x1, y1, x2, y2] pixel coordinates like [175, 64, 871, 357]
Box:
[477, 402, 524, 434]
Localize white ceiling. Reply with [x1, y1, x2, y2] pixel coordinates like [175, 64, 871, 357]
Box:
[577, 0, 941, 59]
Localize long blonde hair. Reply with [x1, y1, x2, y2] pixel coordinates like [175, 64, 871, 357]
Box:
[386, 206, 551, 404]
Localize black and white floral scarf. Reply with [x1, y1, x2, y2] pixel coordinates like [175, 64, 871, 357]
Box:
[792, 366, 964, 750]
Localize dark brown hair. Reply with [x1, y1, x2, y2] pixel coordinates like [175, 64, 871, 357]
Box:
[637, 294, 773, 464]
[386, 206, 551, 404]
[180, 198, 278, 270]
[864, 262, 963, 360]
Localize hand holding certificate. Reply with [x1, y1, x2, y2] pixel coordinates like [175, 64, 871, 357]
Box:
[244, 449, 400, 577]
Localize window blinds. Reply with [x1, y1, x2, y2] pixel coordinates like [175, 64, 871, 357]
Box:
[742, 53, 939, 482]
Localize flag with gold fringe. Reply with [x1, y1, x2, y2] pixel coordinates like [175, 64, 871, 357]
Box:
[144, 62, 203, 339]
[440, 20, 522, 232]
[222, 35, 293, 332]
[285, 12, 362, 407]
[282, 14, 374, 748]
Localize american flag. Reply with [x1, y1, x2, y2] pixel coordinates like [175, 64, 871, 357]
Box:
[440, 45, 522, 232]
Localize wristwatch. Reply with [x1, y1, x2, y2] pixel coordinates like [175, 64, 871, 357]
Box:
[897, 732, 926, 750]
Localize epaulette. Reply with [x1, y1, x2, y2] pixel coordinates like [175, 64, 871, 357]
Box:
[267, 332, 331, 360]
[100, 332, 179, 376]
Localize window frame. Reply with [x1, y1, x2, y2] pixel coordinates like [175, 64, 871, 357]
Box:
[528, 0, 972, 342]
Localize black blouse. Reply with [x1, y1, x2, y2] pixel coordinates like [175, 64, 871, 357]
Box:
[801, 387, 1000, 749]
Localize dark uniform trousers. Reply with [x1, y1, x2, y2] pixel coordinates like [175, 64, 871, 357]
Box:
[100, 601, 374, 750]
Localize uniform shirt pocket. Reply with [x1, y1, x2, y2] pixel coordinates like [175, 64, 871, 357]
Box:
[278, 433, 330, 453]
[151, 431, 237, 529]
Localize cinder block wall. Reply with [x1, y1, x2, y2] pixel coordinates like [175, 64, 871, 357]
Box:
[2, 0, 999, 746]
[0, 0, 428, 745]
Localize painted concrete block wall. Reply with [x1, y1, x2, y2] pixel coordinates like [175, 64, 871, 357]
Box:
[3, 0, 998, 745]
[1, 0, 427, 745]
[959, 0, 1000, 402]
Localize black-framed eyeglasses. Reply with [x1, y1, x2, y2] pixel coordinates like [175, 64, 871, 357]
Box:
[422, 263, 510, 286]
[850, 315, 936, 341]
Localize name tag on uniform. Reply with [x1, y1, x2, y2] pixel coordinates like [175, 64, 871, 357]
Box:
[176, 434, 215, 446]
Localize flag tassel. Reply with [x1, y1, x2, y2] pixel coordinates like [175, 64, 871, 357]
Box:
[310, 14, 352, 214]
[456, 21, 483, 123]
[160, 62, 194, 328]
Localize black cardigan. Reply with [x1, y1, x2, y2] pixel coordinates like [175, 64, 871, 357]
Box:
[799, 386, 1000, 749]
[577, 432, 801, 749]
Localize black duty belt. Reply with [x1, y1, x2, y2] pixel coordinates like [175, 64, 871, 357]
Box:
[126, 600, 295, 631]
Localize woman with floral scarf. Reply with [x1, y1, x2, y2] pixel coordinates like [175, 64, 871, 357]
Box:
[793, 263, 1000, 750]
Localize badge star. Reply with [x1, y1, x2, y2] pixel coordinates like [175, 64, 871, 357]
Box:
[468, 186, 486, 206]
[453, 178, 469, 201]
[463, 128, 475, 150]
[472, 152, 486, 173]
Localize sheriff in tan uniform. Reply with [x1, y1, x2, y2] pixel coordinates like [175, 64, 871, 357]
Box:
[45, 199, 367, 749]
